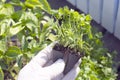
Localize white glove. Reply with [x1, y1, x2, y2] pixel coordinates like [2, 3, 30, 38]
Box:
[17, 43, 81, 80]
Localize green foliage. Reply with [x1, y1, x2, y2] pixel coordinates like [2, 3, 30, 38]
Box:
[0, 0, 51, 79]
[75, 32, 117, 80]
[50, 7, 93, 54]
[25, 0, 51, 13]
[50, 7, 117, 80]
[76, 56, 116, 80]
[0, 0, 117, 80]
[5, 46, 22, 58]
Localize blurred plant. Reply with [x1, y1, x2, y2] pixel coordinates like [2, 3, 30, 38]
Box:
[0, 0, 52, 79]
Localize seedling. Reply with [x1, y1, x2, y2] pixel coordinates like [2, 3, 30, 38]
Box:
[48, 7, 93, 74]
[49, 7, 116, 79]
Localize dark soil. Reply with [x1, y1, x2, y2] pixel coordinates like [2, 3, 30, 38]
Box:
[53, 43, 81, 75]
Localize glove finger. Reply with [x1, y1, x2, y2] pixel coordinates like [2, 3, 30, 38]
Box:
[30, 42, 56, 67]
[43, 60, 54, 67]
[43, 59, 65, 80]
[62, 67, 80, 80]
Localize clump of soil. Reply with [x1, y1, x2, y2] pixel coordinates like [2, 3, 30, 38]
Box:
[53, 43, 82, 75]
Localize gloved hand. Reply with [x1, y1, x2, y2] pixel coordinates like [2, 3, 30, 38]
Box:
[17, 43, 81, 80]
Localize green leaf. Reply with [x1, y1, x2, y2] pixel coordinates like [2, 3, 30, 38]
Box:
[0, 60, 8, 70]
[0, 22, 7, 36]
[0, 19, 15, 37]
[5, 46, 21, 58]
[0, 3, 14, 16]
[85, 15, 92, 21]
[25, 0, 41, 8]
[21, 35, 28, 51]
[11, 10, 23, 22]
[0, 67, 4, 80]
[38, 0, 51, 13]
[0, 39, 6, 53]
[48, 33, 56, 41]
[10, 24, 25, 36]
[0, 14, 7, 20]
[25, 0, 51, 13]
[10, 0, 24, 7]
[26, 22, 37, 31]
[20, 11, 39, 26]
[28, 39, 37, 49]
[11, 0, 21, 3]
[90, 74, 99, 80]
[16, 55, 23, 69]
[0, 50, 3, 57]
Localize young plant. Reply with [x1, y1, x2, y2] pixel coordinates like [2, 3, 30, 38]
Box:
[47, 7, 94, 74]
[50, 7, 117, 79]
[50, 7, 93, 55]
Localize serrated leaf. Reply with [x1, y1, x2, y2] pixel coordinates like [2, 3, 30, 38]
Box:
[5, 46, 21, 58]
[0, 67, 4, 80]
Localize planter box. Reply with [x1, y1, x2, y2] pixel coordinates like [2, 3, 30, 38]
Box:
[115, 1, 120, 40]
[89, 0, 103, 23]
[101, 0, 117, 33]
[76, 0, 88, 14]
[67, 0, 76, 6]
